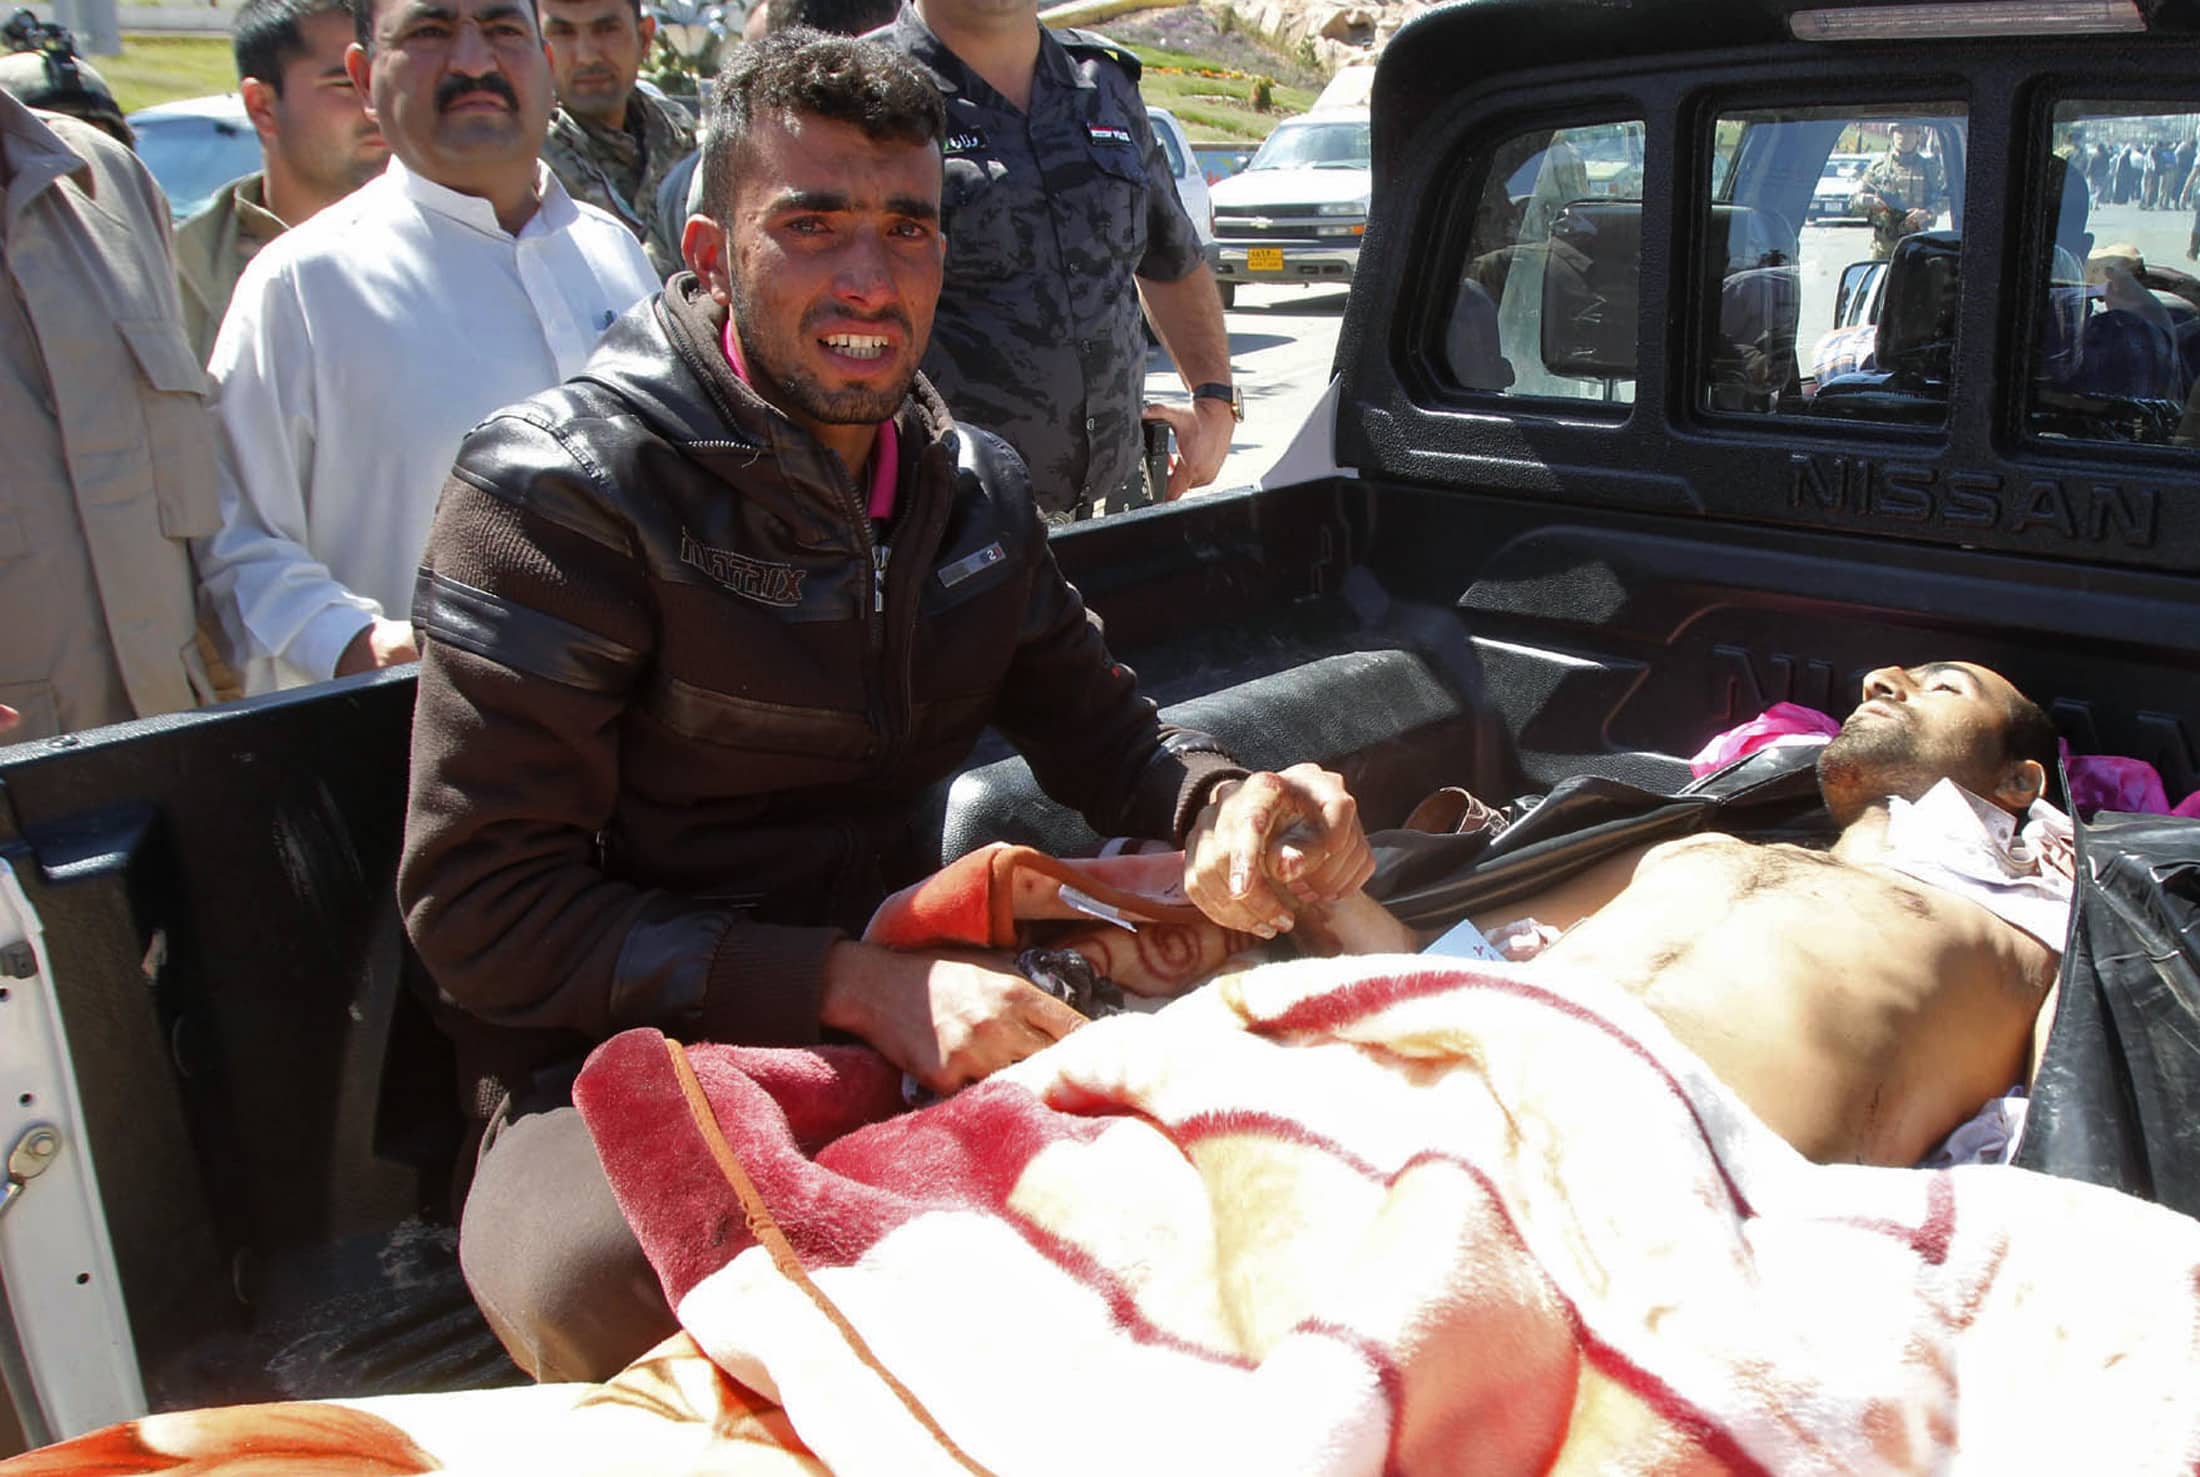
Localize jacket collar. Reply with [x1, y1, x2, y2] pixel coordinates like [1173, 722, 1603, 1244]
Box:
[229, 171, 288, 241]
[0, 89, 94, 225]
[579, 273, 956, 504]
[549, 89, 686, 161]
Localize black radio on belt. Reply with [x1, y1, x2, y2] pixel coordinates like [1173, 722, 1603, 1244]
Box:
[1140, 419, 1173, 509]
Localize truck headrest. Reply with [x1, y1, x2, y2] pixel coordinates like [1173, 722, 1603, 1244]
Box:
[1539, 201, 1798, 381]
[1874, 228, 1962, 380]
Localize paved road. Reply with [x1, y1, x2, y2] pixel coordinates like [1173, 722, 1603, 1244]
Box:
[2074, 198, 2195, 276]
[1143, 282, 1351, 497]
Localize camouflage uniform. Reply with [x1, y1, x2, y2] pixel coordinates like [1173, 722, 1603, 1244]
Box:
[541, 89, 697, 280]
[881, 5, 1205, 518]
[1852, 145, 1948, 260]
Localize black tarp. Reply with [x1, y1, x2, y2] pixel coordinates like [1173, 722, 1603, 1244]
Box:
[2015, 812, 2200, 1217]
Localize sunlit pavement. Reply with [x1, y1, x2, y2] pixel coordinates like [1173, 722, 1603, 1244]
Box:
[1144, 282, 1351, 497]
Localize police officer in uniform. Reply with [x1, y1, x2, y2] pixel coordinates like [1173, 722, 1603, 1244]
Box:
[878, 0, 1237, 521]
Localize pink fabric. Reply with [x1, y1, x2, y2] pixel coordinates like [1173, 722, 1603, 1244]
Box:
[722, 316, 898, 520]
[1687, 701, 1840, 777]
[2062, 742, 2172, 816]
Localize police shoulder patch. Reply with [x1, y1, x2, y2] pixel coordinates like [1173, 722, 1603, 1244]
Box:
[1052, 27, 1141, 81]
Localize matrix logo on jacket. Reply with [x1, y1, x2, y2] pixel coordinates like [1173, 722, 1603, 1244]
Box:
[680, 529, 806, 607]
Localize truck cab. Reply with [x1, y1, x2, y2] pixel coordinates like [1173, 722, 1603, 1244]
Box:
[4, 0, 2199, 1452]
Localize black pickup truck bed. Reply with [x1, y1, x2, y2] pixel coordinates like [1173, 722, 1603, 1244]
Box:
[3, 0, 2198, 1438]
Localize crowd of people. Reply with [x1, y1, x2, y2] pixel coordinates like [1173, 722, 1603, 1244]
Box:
[2074, 132, 2199, 215]
[0, 33, 2114, 1457]
[3, 5, 2101, 1401]
[2, 0, 1235, 737]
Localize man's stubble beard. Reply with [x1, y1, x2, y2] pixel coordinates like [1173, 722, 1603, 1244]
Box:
[727, 271, 914, 428]
[337, 138, 391, 192]
[1816, 718, 1938, 815]
[560, 75, 629, 126]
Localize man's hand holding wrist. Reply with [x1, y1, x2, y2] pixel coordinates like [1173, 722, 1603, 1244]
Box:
[1183, 762, 1375, 938]
[820, 940, 1087, 1095]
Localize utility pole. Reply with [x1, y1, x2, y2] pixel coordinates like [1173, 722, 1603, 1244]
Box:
[51, 0, 120, 55]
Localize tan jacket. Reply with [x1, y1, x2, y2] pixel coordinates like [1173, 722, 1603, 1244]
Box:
[0, 93, 218, 740]
[174, 170, 286, 364]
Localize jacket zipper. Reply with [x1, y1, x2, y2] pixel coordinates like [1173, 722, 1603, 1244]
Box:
[883, 446, 956, 767]
[679, 429, 919, 765]
[831, 462, 890, 756]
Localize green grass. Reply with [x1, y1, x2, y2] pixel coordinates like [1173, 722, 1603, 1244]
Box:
[1127, 42, 1317, 144]
[98, 29, 1306, 140]
[104, 34, 236, 114]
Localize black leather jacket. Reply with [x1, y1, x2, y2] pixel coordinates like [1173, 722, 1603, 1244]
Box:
[399, 275, 1240, 1113]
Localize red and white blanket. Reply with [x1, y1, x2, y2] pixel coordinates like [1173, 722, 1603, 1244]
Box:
[569, 954, 2200, 1475]
[20, 947, 2200, 1473]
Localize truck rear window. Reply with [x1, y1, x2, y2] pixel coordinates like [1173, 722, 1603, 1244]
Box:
[2029, 99, 2200, 452]
[1701, 105, 1966, 426]
[1442, 119, 1646, 407]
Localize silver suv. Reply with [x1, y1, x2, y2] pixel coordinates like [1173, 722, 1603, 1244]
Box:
[1208, 108, 1370, 293]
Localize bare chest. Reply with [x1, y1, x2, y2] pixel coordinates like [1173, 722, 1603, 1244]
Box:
[1548, 833, 2049, 1021]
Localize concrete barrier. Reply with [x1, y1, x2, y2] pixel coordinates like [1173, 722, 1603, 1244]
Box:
[24, 0, 238, 40]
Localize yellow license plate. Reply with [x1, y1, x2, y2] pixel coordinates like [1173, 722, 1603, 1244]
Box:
[1246, 247, 1285, 272]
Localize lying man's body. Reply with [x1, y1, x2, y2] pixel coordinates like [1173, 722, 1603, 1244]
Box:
[1316, 662, 2070, 1167]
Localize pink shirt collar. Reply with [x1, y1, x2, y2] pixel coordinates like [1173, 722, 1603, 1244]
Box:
[722, 316, 898, 522]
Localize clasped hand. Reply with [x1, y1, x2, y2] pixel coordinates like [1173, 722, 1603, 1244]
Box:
[1182, 761, 1375, 938]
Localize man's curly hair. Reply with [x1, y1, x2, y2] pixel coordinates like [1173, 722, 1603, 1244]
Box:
[699, 27, 945, 218]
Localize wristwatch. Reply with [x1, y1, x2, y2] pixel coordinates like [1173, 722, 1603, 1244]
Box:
[1192, 381, 1244, 422]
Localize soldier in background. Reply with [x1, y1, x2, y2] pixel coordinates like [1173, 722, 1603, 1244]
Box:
[879, 0, 1237, 521]
[1851, 118, 1948, 261]
[0, 10, 132, 146]
[538, 0, 696, 277]
[175, 0, 388, 362]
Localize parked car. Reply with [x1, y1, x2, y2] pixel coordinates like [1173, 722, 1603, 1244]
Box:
[126, 94, 260, 223]
[1146, 105, 1227, 306]
[1207, 107, 1371, 293]
[1808, 151, 1874, 220]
